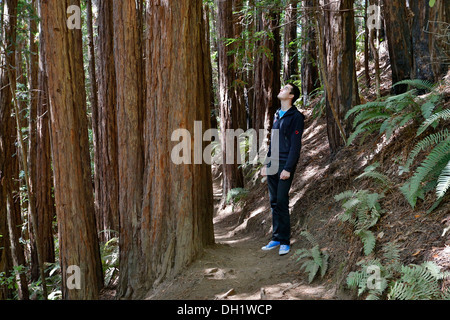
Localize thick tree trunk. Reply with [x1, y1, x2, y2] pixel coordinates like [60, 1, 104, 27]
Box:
[217, 0, 245, 200]
[40, 0, 103, 300]
[113, 0, 145, 299]
[31, 2, 56, 281]
[284, 0, 299, 83]
[410, 1, 434, 82]
[382, 0, 412, 93]
[252, 5, 281, 134]
[319, 0, 360, 154]
[428, 0, 450, 82]
[0, 0, 29, 300]
[93, 0, 119, 242]
[115, 0, 215, 299]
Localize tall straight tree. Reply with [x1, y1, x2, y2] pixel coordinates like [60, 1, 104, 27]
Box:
[145, 0, 215, 291]
[217, 0, 245, 200]
[113, 0, 145, 299]
[0, 0, 30, 300]
[40, 0, 103, 300]
[318, 0, 360, 154]
[382, 0, 412, 93]
[31, 2, 55, 281]
[301, 0, 319, 105]
[283, 0, 299, 83]
[93, 0, 119, 242]
[252, 3, 281, 134]
[115, 0, 215, 299]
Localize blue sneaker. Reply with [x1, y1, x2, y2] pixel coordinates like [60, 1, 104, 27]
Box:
[261, 241, 280, 251]
[279, 245, 290, 256]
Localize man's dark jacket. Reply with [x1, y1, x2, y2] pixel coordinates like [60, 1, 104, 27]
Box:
[268, 107, 305, 173]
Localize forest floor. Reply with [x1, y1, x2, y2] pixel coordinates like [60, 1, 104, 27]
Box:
[146, 55, 450, 300]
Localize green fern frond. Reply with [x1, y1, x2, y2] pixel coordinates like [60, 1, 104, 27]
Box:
[346, 120, 381, 146]
[382, 242, 402, 265]
[403, 140, 450, 208]
[356, 230, 376, 256]
[311, 245, 324, 269]
[345, 101, 388, 120]
[393, 79, 435, 91]
[436, 160, 450, 199]
[300, 230, 319, 248]
[405, 129, 450, 170]
[352, 110, 390, 128]
[417, 109, 450, 136]
[334, 190, 355, 202]
[421, 96, 441, 120]
[356, 170, 393, 189]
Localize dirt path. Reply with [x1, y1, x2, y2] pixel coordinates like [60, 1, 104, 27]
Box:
[147, 194, 337, 300]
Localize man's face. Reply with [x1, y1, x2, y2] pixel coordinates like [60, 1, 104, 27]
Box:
[278, 85, 294, 101]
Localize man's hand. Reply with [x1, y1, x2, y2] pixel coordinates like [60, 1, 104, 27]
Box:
[280, 170, 291, 180]
[261, 166, 267, 177]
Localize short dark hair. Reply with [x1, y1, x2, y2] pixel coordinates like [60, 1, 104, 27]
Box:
[288, 83, 301, 105]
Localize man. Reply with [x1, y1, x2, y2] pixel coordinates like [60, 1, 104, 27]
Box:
[261, 83, 305, 256]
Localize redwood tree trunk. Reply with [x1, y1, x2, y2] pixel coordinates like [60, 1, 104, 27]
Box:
[382, 0, 412, 93]
[319, 0, 360, 154]
[113, 0, 145, 299]
[252, 4, 281, 138]
[283, 0, 299, 83]
[32, 2, 56, 279]
[116, 0, 215, 299]
[93, 0, 119, 242]
[218, 0, 245, 200]
[40, 0, 103, 300]
[0, 0, 29, 300]
[301, 0, 319, 105]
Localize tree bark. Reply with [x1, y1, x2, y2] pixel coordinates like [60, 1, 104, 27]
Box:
[92, 0, 120, 243]
[217, 0, 245, 200]
[115, 0, 215, 299]
[40, 0, 103, 300]
[31, 0, 56, 282]
[301, 0, 319, 105]
[0, 0, 30, 300]
[382, 0, 412, 93]
[319, 0, 360, 154]
[284, 0, 299, 83]
[113, 0, 145, 299]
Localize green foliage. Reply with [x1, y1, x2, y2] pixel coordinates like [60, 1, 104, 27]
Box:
[226, 188, 249, 205]
[345, 79, 441, 147]
[355, 162, 394, 191]
[292, 231, 329, 283]
[100, 235, 119, 287]
[347, 243, 450, 300]
[400, 86, 449, 209]
[335, 189, 384, 256]
[345, 88, 421, 146]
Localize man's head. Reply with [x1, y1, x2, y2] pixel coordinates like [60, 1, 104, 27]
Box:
[278, 83, 301, 106]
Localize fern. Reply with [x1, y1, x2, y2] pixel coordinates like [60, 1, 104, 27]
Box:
[388, 262, 449, 300]
[393, 79, 435, 91]
[436, 160, 450, 199]
[417, 109, 450, 136]
[356, 230, 376, 256]
[335, 190, 384, 256]
[356, 162, 394, 190]
[293, 231, 329, 283]
[404, 129, 450, 170]
[347, 243, 450, 300]
[401, 140, 450, 208]
[345, 85, 423, 146]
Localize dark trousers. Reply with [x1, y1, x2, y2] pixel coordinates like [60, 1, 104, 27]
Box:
[267, 161, 295, 245]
